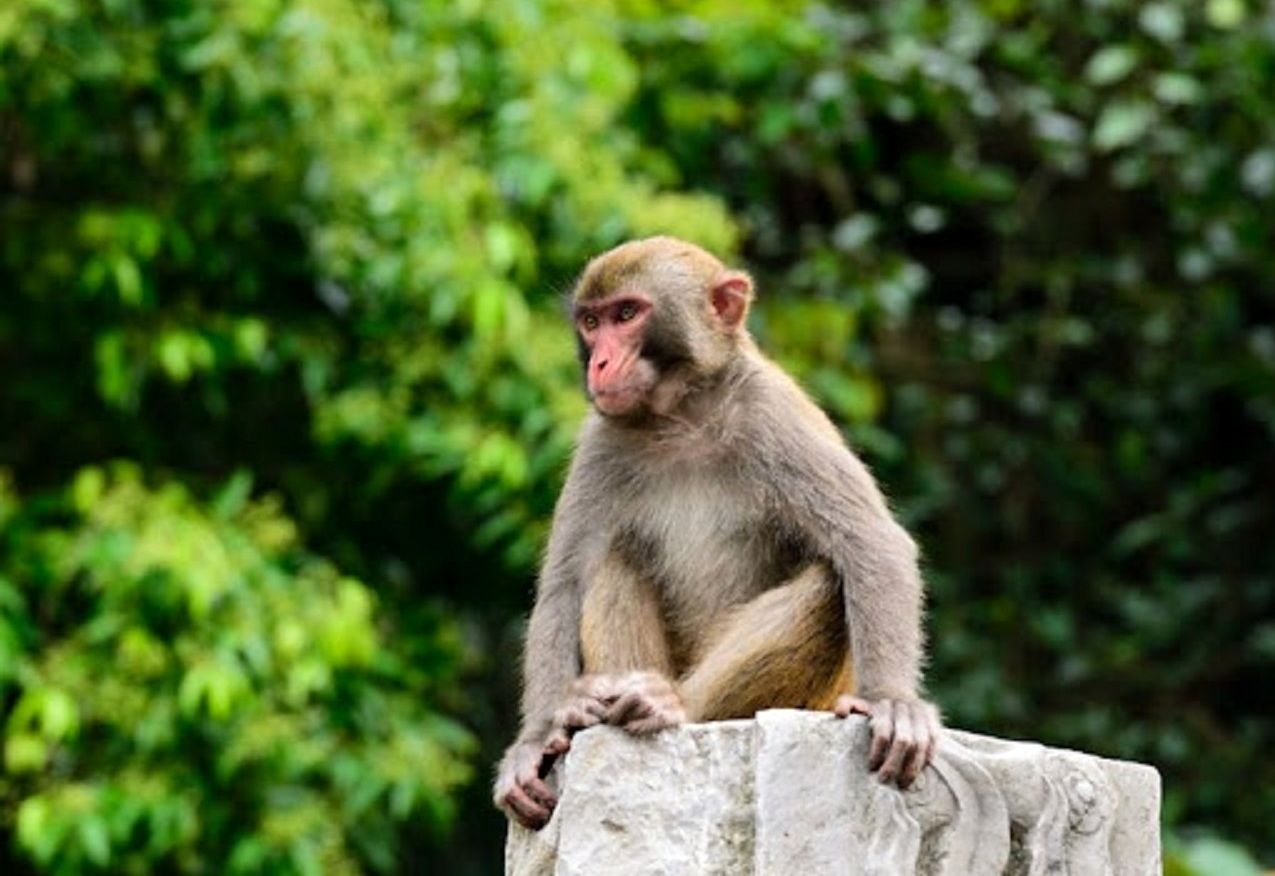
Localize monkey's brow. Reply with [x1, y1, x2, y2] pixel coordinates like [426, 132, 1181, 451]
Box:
[575, 292, 649, 316]
[572, 300, 611, 320]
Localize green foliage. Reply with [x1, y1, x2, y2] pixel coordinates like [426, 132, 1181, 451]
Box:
[3, 0, 1273, 870]
[0, 467, 472, 873]
[0, 0, 736, 571]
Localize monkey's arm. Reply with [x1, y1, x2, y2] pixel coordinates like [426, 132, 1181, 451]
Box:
[516, 562, 584, 743]
[494, 462, 589, 828]
[750, 380, 940, 785]
[757, 406, 924, 695]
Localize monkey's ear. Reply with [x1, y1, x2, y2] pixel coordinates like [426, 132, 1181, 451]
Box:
[710, 271, 753, 332]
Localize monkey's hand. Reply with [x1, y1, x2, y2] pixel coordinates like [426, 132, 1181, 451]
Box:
[494, 740, 559, 830]
[544, 674, 623, 755]
[605, 671, 686, 735]
[834, 694, 941, 790]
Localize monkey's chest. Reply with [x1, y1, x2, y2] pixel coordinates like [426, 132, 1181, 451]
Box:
[621, 471, 788, 638]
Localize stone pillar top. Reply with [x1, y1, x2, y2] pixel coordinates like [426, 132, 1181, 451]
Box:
[506, 710, 1161, 875]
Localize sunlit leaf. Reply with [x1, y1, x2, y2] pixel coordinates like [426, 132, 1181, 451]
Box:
[1085, 45, 1138, 86]
[1092, 101, 1156, 151]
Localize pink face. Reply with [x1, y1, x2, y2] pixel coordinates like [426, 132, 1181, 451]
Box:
[575, 294, 657, 416]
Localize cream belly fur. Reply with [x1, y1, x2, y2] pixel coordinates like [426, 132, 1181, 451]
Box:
[623, 465, 768, 646]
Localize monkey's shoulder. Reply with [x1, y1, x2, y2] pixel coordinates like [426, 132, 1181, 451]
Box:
[741, 357, 845, 444]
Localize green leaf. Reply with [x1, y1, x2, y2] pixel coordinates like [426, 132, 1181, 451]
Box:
[1153, 73, 1202, 105]
[1092, 101, 1156, 151]
[156, 332, 193, 382]
[233, 318, 269, 362]
[40, 689, 79, 740]
[212, 470, 254, 519]
[5, 734, 49, 772]
[1206, 0, 1246, 28]
[79, 816, 111, 867]
[72, 467, 107, 512]
[1138, 4, 1185, 43]
[484, 222, 521, 273]
[16, 797, 60, 865]
[1085, 45, 1138, 86]
[109, 254, 143, 306]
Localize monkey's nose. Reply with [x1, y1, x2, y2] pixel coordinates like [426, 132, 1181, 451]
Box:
[594, 358, 609, 372]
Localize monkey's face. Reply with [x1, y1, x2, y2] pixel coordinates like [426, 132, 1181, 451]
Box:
[574, 294, 662, 417]
[570, 237, 755, 419]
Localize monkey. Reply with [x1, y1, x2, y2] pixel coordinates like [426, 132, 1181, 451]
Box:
[494, 236, 941, 830]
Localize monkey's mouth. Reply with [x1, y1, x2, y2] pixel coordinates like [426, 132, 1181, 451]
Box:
[592, 386, 647, 416]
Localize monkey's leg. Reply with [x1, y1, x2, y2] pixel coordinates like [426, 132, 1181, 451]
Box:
[579, 552, 674, 675]
[679, 564, 854, 721]
[545, 554, 683, 745]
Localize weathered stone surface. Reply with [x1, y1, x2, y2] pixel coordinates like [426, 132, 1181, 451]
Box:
[505, 710, 1161, 876]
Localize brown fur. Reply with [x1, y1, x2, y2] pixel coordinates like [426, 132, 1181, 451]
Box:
[579, 551, 675, 677]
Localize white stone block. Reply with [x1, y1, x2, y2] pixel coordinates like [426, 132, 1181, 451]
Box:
[505, 710, 1161, 876]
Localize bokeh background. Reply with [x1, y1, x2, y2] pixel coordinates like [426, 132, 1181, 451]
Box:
[2, 1, 1273, 873]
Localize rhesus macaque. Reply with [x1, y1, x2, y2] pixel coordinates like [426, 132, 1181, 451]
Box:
[495, 237, 941, 830]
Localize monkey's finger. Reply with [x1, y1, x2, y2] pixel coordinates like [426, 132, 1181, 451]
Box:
[504, 786, 551, 830]
[876, 706, 916, 786]
[833, 694, 874, 718]
[624, 703, 659, 728]
[584, 696, 612, 719]
[556, 704, 604, 731]
[610, 699, 654, 728]
[897, 752, 923, 790]
[523, 776, 558, 809]
[626, 698, 686, 734]
[619, 671, 676, 699]
[537, 737, 566, 779]
[925, 725, 941, 768]
[918, 706, 942, 770]
[543, 732, 571, 759]
[624, 714, 669, 735]
[604, 692, 635, 723]
[607, 691, 655, 725]
[867, 701, 896, 771]
[897, 702, 938, 771]
[896, 731, 930, 789]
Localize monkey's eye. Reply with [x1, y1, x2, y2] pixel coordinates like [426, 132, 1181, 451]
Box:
[616, 302, 639, 322]
[580, 313, 599, 332]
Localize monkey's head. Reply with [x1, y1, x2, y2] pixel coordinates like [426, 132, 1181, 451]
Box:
[571, 237, 754, 418]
